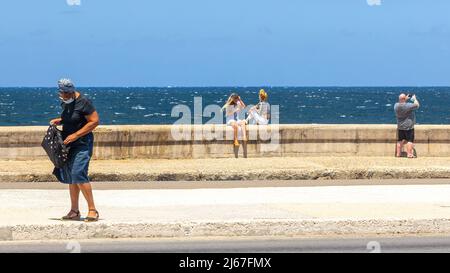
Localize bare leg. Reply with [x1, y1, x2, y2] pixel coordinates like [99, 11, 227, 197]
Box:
[62, 184, 81, 219]
[232, 123, 239, 146]
[78, 183, 97, 218]
[396, 141, 404, 157]
[240, 121, 247, 141]
[406, 142, 414, 158]
[69, 184, 80, 212]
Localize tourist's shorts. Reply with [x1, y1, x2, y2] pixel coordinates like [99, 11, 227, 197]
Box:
[248, 110, 269, 125]
[227, 119, 242, 126]
[53, 134, 94, 184]
[397, 129, 415, 143]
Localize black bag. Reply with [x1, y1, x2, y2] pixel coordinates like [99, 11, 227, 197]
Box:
[41, 125, 70, 168]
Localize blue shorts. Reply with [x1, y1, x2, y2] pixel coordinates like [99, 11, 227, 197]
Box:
[53, 134, 94, 184]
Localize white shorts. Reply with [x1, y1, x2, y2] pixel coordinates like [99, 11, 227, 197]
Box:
[248, 111, 269, 125]
[227, 119, 242, 126]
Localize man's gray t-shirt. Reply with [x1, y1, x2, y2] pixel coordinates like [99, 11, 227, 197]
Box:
[394, 102, 418, 130]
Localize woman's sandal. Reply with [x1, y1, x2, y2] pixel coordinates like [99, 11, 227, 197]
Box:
[61, 210, 81, 221]
[84, 209, 100, 222]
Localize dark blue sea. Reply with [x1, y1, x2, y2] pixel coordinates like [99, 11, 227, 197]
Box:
[0, 87, 449, 126]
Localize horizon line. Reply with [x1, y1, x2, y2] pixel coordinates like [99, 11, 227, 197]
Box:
[1, 85, 450, 89]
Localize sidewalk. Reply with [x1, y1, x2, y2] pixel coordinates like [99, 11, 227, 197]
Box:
[1, 184, 450, 241]
[2, 156, 450, 182]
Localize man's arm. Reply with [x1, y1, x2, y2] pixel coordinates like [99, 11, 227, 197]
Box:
[412, 95, 420, 109]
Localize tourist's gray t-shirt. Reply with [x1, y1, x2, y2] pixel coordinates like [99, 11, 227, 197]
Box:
[394, 102, 419, 130]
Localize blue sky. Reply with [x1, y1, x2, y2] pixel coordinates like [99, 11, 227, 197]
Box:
[0, 0, 449, 87]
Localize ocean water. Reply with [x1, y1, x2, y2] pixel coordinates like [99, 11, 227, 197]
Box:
[0, 87, 449, 126]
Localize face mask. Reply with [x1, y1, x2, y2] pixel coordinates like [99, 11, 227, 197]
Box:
[60, 97, 74, 104]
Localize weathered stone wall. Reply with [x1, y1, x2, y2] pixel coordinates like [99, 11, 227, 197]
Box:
[0, 124, 449, 160]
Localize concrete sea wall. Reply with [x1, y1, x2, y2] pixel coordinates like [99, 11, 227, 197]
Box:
[0, 124, 449, 160]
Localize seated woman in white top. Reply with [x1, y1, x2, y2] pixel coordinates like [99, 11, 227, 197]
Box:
[246, 89, 270, 125]
[222, 93, 247, 146]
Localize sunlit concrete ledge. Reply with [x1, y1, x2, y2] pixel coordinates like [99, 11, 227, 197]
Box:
[0, 124, 449, 160]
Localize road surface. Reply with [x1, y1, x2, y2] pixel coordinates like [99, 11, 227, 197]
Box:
[1, 236, 450, 253]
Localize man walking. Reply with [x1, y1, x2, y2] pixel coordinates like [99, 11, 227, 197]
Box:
[394, 93, 420, 158]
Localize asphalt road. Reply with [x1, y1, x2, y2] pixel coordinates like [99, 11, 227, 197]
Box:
[1, 236, 450, 253]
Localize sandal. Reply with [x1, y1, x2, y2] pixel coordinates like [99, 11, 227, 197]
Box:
[84, 209, 100, 222]
[61, 210, 81, 221]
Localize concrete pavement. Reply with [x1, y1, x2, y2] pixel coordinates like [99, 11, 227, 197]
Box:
[2, 156, 450, 182]
[2, 178, 450, 190]
[1, 181, 450, 241]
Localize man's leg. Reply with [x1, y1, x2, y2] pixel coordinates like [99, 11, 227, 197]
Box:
[396, 130, 406, 157]
[406, 142, 415, 158]
[396, 139, 406, 157]
[406, 129, 415, 158]
[396, 141, 404, 157]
